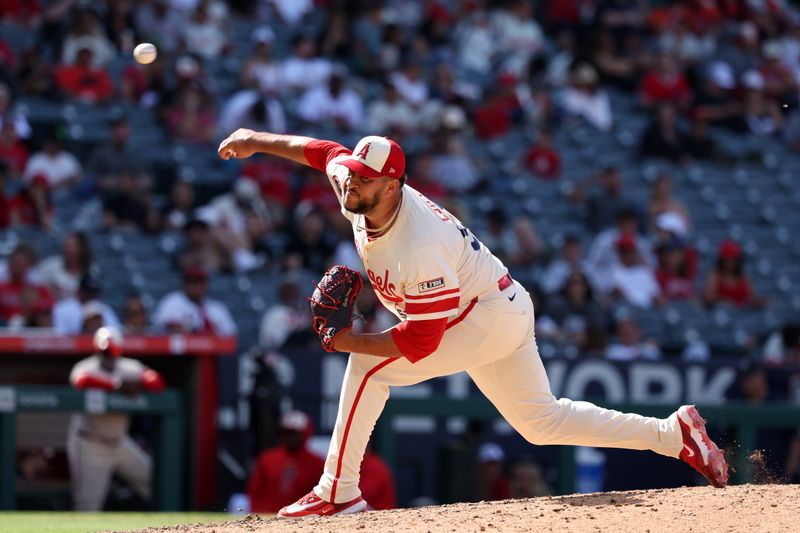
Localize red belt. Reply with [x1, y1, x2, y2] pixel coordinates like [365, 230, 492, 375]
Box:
[446, 274, 514, 331]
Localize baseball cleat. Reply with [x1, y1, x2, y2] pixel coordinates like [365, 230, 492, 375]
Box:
[277, 490, 368, 518]
[677, 405, 729, 488]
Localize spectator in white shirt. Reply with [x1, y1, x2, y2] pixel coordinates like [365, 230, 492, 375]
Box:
[605, 316, 661, 361]
[182, 1, 229, 61]
[365, 81, 418, 134]
[298, 72, 364, 131]
[53, 275, 120, 335]
[259, 278, 311, 351]
[282, 36, 333, 91]
[219, 89, 287, 137]
[23, 134, 82, 189]
[492, 0, 545, 73]
[240, 27, 283, 93]
[153, 267, 236, 335]
[586, 208, 653, 293]
[38, 231, 93, 300]
[454, 10, 496, 75]
[540, 234, 595, 295]
[390, 63, 429, 108]
[606, 234, 661, 309]
[559, 63, 613, 131]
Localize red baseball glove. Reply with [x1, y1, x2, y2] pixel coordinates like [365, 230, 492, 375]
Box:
[309, 265, 363, 352]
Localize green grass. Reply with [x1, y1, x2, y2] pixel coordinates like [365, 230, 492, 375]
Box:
[0, 512, 233, 533]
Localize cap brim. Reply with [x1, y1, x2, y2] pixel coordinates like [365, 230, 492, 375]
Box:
[340, 157, 384, 179]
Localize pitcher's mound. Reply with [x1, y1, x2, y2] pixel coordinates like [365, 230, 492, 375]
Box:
[139, 484, 799, 533]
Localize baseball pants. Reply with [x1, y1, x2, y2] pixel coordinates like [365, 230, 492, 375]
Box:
[67, 432, 152, 511]
[315, 281, 684, 504]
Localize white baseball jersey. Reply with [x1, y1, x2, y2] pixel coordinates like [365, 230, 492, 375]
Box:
[322, 149, 509, 322]
[68, 355, 147, 442]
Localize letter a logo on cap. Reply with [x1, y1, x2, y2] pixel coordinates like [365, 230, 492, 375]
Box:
[356, 142, 371, 160]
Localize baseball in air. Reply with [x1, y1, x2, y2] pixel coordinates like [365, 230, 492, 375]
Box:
[133, 43, 157, 64]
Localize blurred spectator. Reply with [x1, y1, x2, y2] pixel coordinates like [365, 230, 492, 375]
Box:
[691, 61, 741, 126]
[23, 133, 82, 189]
[655, 237, 697, 301]
[606, 316, 662, 361]
[605, 233, 661, 308]
[738, 71, 783, 136]
[0, 0, 42, 25]
[406, 151, 447, 202]
[0, 244, 53, 328]
[594, 0, 647, 39]
[430, 130, 481, 193]
[182, 1, 230, 61]
[60, 6, 115, 68]
[540, 271, 608, 350]
[359, 442, 397, 511]
[762, 323, 800, 366]
[454, 8, 496, 75]
[639, 52, 693, 108]
[247, 410, 324, 514]
[0, 118, 29, 176]
[492, 0, 545, 73]
[101, 170, 159, 233]
[0, 163, 9, 229]
[318, 9, 352, 62]
[639, 103, 689, 161]
[122, 294, 149, 334]
[133, 0, 183, 53]
[0, 82, 32, 139]
[38, 231, 93, 300]
[297, 71, 364, 131]
[717, 22, 760, 77]
[240, 27, 281, 92]
[478, 207, 541, 268]
[164, 85, 217, 144]
[559, 63, 613, 131]
[758, 40, 797, 101]
[473, 73, 522, 139]
[282, 35, 332, 91]
[509, 458, 551, 498]
[587, 207, 653, 290]
[8, 174, 53, 230]
[121, 53, 167, 105]
[283, 203, 336, 273]
[366, 81, 418, 134]
[54, 45, 114, 104]
[390, 62, 429, 109]
[523, 129, 561, 179]
[87, 114, 149, 193]
[219, 89, 287, 136]
[178, 218, 232, 273]
[703, 239, 766, 308]
[682, 116, 726, 161]
[733, 360, 770, 404]
[476, 443, 510, 501]
[658, 18, 716, 67]
[153, 267, 237, 335]
[591, 30, 645, 91]
[53, 275, 120, 335]
[163, 181, 197, 231]
[258, 278, 311, 351]
[197, 178, 271, 272]
[652, 211, 689, 246]
[540, 234, 594, 295]
[647, 174, 691, 232]
[265, 0, 313, 27]
[17, 46, 54, 98]
[569, 166, 634, 233]
[68, 327, 165, 511]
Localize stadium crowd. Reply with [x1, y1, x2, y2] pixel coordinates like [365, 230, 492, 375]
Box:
[2, 0, 800, 505]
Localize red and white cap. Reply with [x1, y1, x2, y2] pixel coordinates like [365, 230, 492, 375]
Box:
[340, 135, 406, 179]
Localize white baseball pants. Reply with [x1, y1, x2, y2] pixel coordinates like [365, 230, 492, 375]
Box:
[67, 431, 152, 511]
[314, 281, 683, 504]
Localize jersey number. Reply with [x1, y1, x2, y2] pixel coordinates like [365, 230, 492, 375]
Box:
[459, 226, 481, 251]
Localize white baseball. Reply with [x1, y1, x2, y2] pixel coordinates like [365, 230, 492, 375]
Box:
[133, 43, 157, 65]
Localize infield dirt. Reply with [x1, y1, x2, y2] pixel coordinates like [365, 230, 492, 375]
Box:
[129, 484, 798, 533]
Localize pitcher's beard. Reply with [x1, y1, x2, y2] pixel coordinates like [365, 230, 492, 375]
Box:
[344, 190, 380, 215]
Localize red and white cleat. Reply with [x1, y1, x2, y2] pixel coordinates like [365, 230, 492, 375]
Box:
[277, 490, 368, 518]
[677, 405, 729, 488]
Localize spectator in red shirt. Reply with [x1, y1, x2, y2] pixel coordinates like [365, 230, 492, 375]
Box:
[0, 244, 54, 326]
[703, 240, 766, 308]
[655, 238, 697, 300]
[476, 442, 511, 501]
[247, 410, 325, 514]
[359, 443, 397, 511]
[0, 0, 42, 25]
[639, 52, 693, 108]
[523, 129, 561, 179]
[473, 73, 521, 139]
[54, 46, 114, 104]
[0, 119, 29, 176]
[9, 174, 53, 230]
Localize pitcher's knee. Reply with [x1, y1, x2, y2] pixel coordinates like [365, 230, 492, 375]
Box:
[517, 397, 570, 445]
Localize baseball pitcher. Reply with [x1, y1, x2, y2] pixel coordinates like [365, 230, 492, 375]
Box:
[218, 129, 729, 517]
[67, 326, 166, 511]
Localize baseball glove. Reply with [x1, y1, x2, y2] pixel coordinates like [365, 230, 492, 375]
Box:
[309, 265, 363, 352]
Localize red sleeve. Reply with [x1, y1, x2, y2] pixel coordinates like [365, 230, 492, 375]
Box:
[390, 317, 448, 363]
[303, 140, 351, 173]
[141, 369, 166, 391]
[73, 372, 117, 390]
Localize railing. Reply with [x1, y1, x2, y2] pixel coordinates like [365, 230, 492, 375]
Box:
[374, 398, 800, 494]
[0, 386, 184, 510]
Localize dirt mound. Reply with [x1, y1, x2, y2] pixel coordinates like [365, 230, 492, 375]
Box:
[133, 484, 799, 533]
